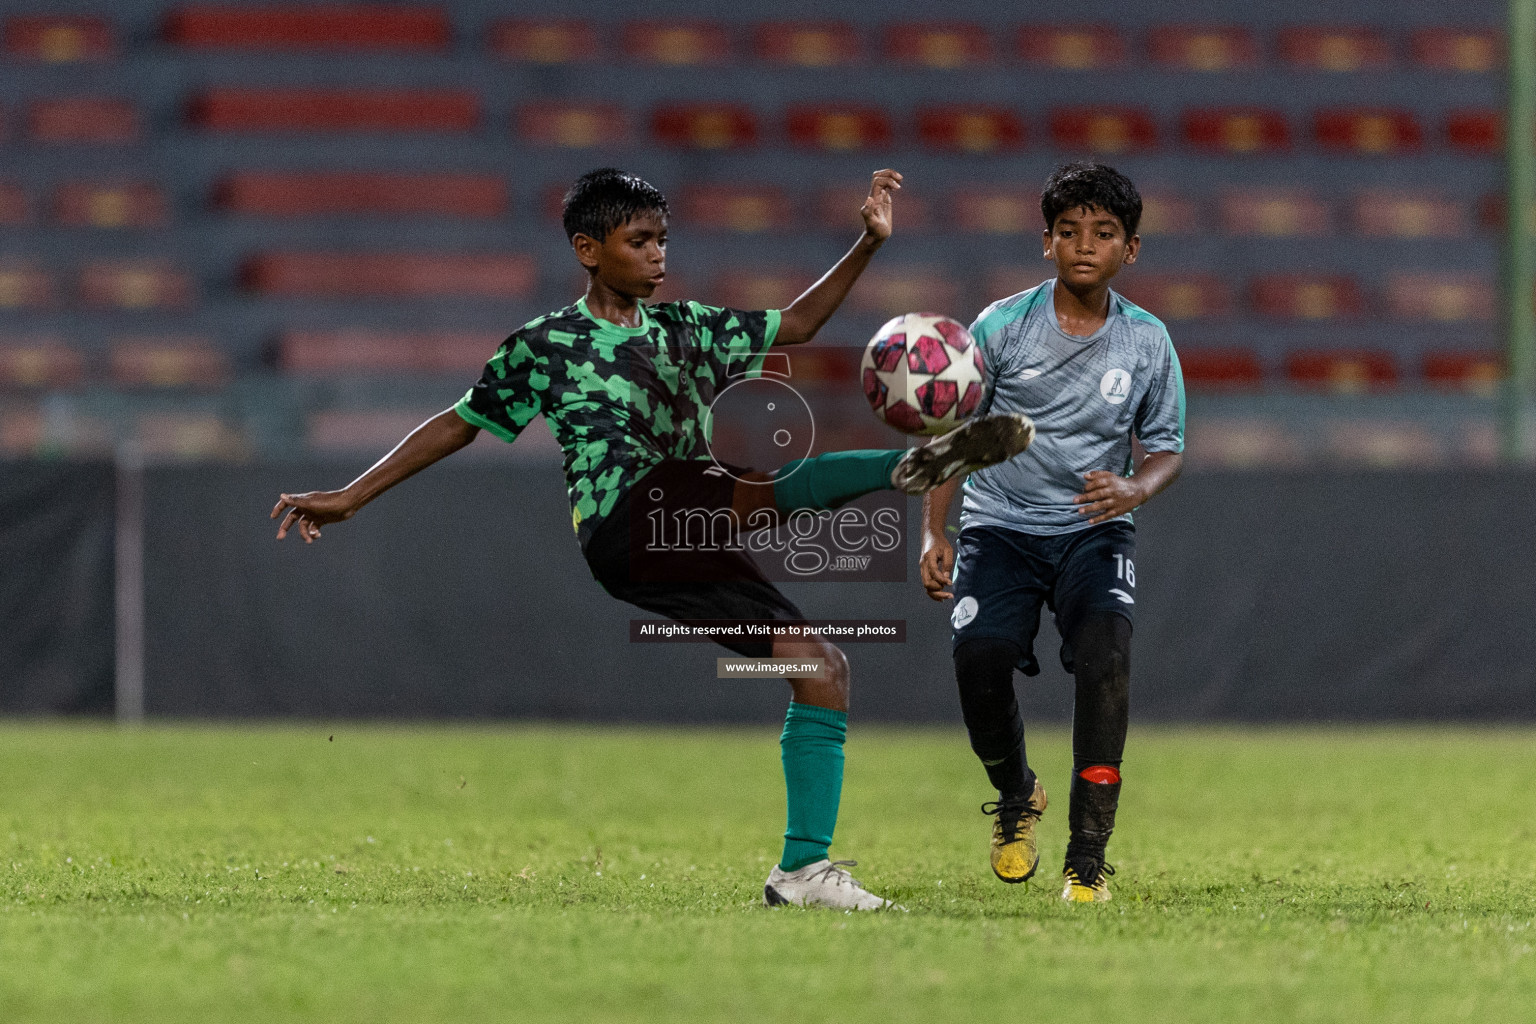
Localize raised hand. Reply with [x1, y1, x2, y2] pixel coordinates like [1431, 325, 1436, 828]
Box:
[860, 168, 903, 243]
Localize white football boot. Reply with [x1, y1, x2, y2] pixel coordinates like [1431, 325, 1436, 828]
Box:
[763, 859, 902, 911]
[890, 413, 1035, 494]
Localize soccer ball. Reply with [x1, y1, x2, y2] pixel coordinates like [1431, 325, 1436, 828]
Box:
[861, 313, 986, 436]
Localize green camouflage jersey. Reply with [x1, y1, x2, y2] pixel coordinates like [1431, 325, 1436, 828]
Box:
[454, 296, 779, 548]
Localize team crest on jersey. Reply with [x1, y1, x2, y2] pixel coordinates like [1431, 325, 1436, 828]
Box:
[1100, 368, 1132, 405]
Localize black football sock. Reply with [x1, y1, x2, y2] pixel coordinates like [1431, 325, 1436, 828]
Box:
[954, 637, 1035, 800]
[1064, 612, 1132, 873]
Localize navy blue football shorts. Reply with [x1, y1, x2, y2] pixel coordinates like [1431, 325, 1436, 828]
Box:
[949, 521, 1137, 676]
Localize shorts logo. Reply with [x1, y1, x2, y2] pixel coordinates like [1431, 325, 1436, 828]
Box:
[1100, 368, 1132, 405]
[951, 595, 979, 629]
[1109, 588, 1135, 605]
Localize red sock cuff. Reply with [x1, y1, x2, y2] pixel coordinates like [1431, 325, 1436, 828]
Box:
[1078, 765, 1121, 785]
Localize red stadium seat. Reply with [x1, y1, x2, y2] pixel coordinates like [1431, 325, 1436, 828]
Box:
[1445, 109, 1501, 154]
[1220, 188, 1331, 236]
[4, 16, 114, 61]
[622, 20, 732, 65]
[1115, 274, 1233, 320]
[27, 97, 139, 144]
[883, 22, 992, 68]
[1048, 107, 1156, 153]
[676, 185, 791, 233]
[1181, 108, 1290, 154]
[163, 6, 448, 51]
[0, 183, 29, 225]
[710, 270, 817, 311]
[52, 183, 169, 228]
[244, 252, 536, 299]
[1147, 26, 1260, 72]
[1313, 109, 1421, 154]
[815, 184, 932, 233]
[1017, 25, 1126, 69]
[0, 264, 55, 308]
[1353, 191, 1467, 238]
[1475, 194, 1532, 232]
[80, 261, 195, 309]
[652, 104, 757, 150]
[279, 330, 498, 374]
[1410, 28, 1501, 73]
[216, 172, 506, 219]
[1172, 347, 1264, 389]
[1384, 272, 1493, 322]
[0, 339, 82, 388]
[1278, 27, 1394, 71]
[915, 105, 1026, 154]
[1251, 275, 1365, 320]
[487, 19, 599, 63]
[1422, 350, 1502, 391]
[1284, 350, 1397, 391]
[785, 105, 891, 151]
[519, 102, 629, 148]
[189, 89, 478, 133]
[754, 22, 861, 67]
[849, 267, 959, 317]
[1137, 190, 1196, 235]
[109, 337, 229, 389]
[952, 188, 1039, 234]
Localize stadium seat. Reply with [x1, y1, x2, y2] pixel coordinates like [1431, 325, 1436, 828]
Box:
[1251, 275, 1365, 320]
[27, 98, 139, 144]
[952, 188, 1039, 234]
[1410, 28, 1501, 73]
[1115, 274, 1233, 319]
[1313, 109, 1421, 154]
[782, 347, 860, 384]
[135, 413, 247, 459]
[162, 6, 449, 51]
[279, 330, 497, 375]
[915, 105, 1026, 154]
[651, 104, 757, 149]
[519, 102, 629, 148]
[109, 337, 229, 389]
[882, 22, 993, 69]
[1445, 109, 1500, 154]
[784, 105, 892, 151]
[487, 19, 599, 62]
[676, 185, 791, 233]
[622, 20, 732, 65]
[815, 184, 932, 232]
[1016, 25, 1126, 69]
[53, 183, 169, 228]
[1048, 107, 1157, 153]
[1474, 193, 1526, 231]
[0, 264, 55, 308]
[1323, 421, 1437, 465]
[1422, 350, 1502, 391]
[1181, 108, 1290, 154]
[1278, 27, 1394, 71]
[1384, 272, 1493, 322]
[188, 89, 479, 133]
[243, 252, 537, 299]
[79, 261, 195, 309]
[3, 16, 114, 61]
[0, 339, 82, 389]
[0, 183, 28, 225]
[710, 270, 816, 311]
[1353, 190, 1467, 237]
[1146, 26, 1260, 72]
[1220, 188, 1331, 236]
[754, 21, 861, 67]
[216, 172, 506, 219]
[1137, 190, 1196, 235]
[1284, 350, 1398, 391]
[1169, 347, 1264, 389]
[849, 267, 958, 316]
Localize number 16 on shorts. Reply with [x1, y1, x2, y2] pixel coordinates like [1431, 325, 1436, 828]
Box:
[1110, 553, 1135, 604]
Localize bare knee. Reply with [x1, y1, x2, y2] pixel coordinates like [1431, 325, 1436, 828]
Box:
[776, 634, 849, 712]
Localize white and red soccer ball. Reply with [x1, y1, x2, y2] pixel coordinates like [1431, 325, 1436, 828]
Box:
[861, 313, 986, 436]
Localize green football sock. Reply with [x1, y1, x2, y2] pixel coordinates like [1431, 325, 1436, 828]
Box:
[771, 450, 903, 514]
[779, 701, 848, 871]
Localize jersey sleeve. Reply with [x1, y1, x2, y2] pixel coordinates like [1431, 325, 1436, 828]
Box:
[689, 302, 781, 379]
[1134, 331, 1186, 453]
[968, 301, 1010, 418]
[453, 333, 548, 444]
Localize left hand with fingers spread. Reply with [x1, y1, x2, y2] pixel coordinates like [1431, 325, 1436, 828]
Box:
[1073, 471, 1145, 525]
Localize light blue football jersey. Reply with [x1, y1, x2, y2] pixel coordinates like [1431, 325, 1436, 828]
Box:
[961, 279, 1185, 536]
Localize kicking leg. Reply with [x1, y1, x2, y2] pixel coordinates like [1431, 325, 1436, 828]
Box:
[1062, 611, 1131, 902]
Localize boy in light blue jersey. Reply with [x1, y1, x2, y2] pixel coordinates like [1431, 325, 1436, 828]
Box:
[920, 163, 1186, 902]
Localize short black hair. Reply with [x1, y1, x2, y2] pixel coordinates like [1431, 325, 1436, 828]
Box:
[1040, 162, 1142, 237]
[561, 168, 669, 242]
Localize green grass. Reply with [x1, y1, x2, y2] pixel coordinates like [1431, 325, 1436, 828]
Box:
[2, 723, 1534, 1023]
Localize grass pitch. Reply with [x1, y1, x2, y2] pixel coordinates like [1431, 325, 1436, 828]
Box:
[2, 723, 1533, 1023]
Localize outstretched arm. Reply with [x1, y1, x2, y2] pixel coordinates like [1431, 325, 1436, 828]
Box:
[775, 168, 902, 346]
[270, 406, 480, 543]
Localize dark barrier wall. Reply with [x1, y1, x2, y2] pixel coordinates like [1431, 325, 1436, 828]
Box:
[0, 462, 115, 714]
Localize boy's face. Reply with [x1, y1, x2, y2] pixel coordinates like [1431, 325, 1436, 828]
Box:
[1043, 205, 1139, 291]
[573, 211, 668, 299]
